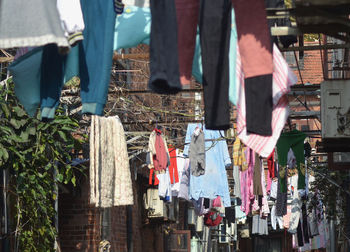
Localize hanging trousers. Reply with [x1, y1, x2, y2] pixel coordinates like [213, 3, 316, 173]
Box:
[173, 0, 232, 130]
[199, 0, 232, 130]
[148, 0, 182, 94]
[232, 0, 273, 135]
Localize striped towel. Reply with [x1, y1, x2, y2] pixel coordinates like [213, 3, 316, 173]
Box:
[236, 44, 298, 158]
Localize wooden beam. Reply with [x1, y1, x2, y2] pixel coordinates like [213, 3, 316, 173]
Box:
[0, 57, 13, 63]
[113, 53, 149, 61]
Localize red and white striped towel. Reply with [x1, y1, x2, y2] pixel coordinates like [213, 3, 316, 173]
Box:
[236, 44, 297, 158]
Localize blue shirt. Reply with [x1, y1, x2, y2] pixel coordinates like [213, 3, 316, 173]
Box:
[183, 124, 232, 207]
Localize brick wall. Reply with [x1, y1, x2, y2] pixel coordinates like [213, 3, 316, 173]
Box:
[292, 42, 324, 85]
[58, 168, 145, 252]
[58, 175, 101, 251]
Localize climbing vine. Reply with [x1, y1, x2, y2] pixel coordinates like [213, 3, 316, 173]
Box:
[0, 79, 87, 251]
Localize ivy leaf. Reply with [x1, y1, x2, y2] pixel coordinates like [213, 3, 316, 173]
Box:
[12, 106, 27, 117]
[71, 176, 76, 186]
[27, 126, 36, 136]
[58, 131, 68, 142]
[0, 103, 10, 118]
[19, 131, 29, 142]
[56, 173, 64, 183]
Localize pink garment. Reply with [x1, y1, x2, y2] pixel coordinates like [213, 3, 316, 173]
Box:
[212, 196, 222, 207]
[236, 44, 298, 157]
[260, 161, 270, 216]
[153, 129, 168, 171]
[240, 147, 255, 214]
[175, 0, 199, 85]
[231, 0, 272, 78]
[283, 204, 292, 229]
[240, 169, 248, 213]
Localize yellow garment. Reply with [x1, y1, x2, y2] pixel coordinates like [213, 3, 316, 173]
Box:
[240, 147, 248, 171]
[233, 137, 241, 166]
[233, 137, 248, 171]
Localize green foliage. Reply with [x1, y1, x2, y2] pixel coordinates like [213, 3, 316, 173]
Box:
[0, 80, 87, 251]
[310, 163, 348, 223]
[304, 34, 321, 42]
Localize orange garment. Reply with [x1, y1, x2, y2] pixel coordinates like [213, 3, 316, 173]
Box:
[168, 147, 179, 184]
[149, 168, 159, 185]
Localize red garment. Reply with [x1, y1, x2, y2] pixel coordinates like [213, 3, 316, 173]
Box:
[204, 211, 223, 227]
[149, 168, 159, 185]
[232, 0, 273, 78]
[267, 150, 275, 178]
[168, 147, 179, 184]
[153, 128, 168, 171]
[175, 0, 199, 85]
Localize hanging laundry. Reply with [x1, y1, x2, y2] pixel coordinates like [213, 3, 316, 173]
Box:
[175, 0, 233, 129]
[259, 159, 270, 216]
[89, 115, 133, 207]
[171, 151, 186, 196]
[174, 0, 199, 86]
[148, 128, 170, 172]
[192, 198, 210, 216]
[276, 129, 307, 190]
[123, 0, 150, 8]
[275, 163, 287, 216]
[113, 5, 151, 50]
[267, 149, 276, 178]
[148, 0, 182, 94]
[178, 158, 190, 201]
[252, 215, 269, 235]
[236, 44, 298, 158]
[197, 0, 232, 130]
[189, 128, 206, 176]
[270, 205, 283, 230]
[168, 147, 179, 184]
[240, 147, 254, 214]
[9, 0, 116, 119]
[9, 48, 43, 117]
[0, 0, 69, 49]
[232, 0, 273, 136]
[204, 211, 223, 227]
[176, 1, 238, 108]
[288, 174, 302, 234]
[157, 170, 172, 202]
[253, 153, 263, 196]
[56, 0, 85, 46]
[114, 0, 125, 14]
[184, 124, 231, 207]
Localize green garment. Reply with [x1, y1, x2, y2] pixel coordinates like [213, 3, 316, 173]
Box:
[276, 130, 306, 192]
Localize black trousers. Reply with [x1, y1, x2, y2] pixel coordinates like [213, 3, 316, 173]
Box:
[148, 0, 182, 94]
[245, 74, 273, 136]
[149, 0, 231, 130]
[199, 0, 231, 130]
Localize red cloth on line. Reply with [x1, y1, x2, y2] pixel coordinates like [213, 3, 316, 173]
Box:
[149, 168, 159, 185]
[175, 0, 199, 85]
[168, 147, 179, 184]
[153, 128, 168, 171]
[267, 149, 275, 178]
[204, 211, 223, 227]
[231, 0, 273, 78]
